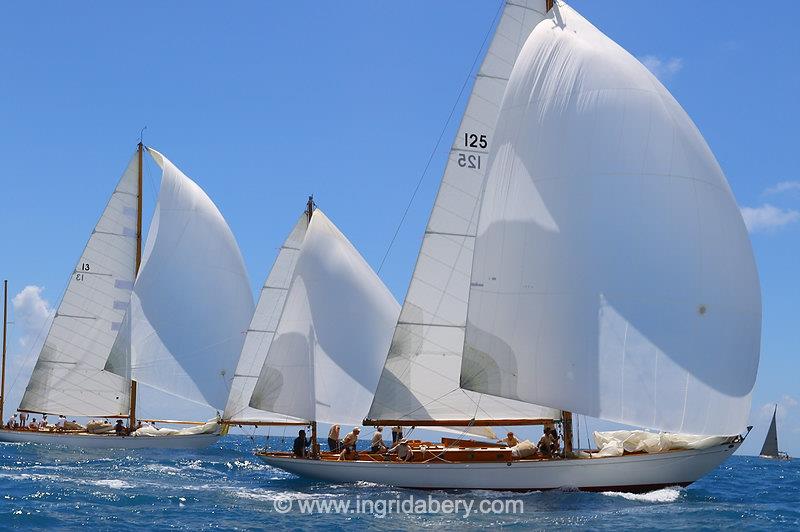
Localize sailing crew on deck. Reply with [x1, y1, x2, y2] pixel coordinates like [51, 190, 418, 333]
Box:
[55, 416, 66, 430]
[18, 411, 27, 427]
[538, 427, 554, 457]
[28, 418, 39, 430]
[391, 426, 403, 445]
[388, 438, 413, 462]
[499, 431, 520, 447]
[5, 414, 16, 429]
[114, 419, 126, 436]
[370, 427, 387, 453]
[328, 424, 341, 452]
[338, 427, 360, 460]
[293, 429, 311, 458]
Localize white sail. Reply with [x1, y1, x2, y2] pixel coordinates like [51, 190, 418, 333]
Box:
[223, 213, 309, 424]
[462, 3, 761, 436]
[119, 148, 254, 410]
[20, 152, 139, 416]
[366, 0, 560, 424]
[250, 210, 401, 427]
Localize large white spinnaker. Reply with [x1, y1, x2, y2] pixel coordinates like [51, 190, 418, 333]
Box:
[249, 210, 401, 427]
[223, 213, 309, 424]
[113, 149, 255, 410]
[366, 0, 560, 426]
[20, 153, 139, 417]
[462, 4, 761, 436]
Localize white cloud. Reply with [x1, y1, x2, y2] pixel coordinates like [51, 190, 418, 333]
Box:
[11, 285, 53, 349]
[740, 204, 800, 233]
[638, 55, 684, 81]
[763, 181, 800, 196]
[761, 395, 798, 422]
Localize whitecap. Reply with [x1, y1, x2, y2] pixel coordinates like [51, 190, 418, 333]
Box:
[600, 487, 682, 503]
[86, 479, 134, 489]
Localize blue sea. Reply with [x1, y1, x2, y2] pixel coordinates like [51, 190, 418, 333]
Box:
[0, 435, 797, 530]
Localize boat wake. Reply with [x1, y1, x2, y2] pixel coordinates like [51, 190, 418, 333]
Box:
[600, 487, 683, 503]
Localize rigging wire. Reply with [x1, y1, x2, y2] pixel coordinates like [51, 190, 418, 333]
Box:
[376, 1, 505, 274]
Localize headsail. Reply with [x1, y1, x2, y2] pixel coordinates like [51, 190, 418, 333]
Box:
[223, 213, 309, 424]
[110, 148, 254, 410]
[760, 406, 779, 457]
[249, 210, 401, 427]
[461, 3, 760, 436]
[366, 0, 560, 425]
[20, 152, 139, 417]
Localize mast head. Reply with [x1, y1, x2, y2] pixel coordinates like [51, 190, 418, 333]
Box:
[305, 195, 316, 223]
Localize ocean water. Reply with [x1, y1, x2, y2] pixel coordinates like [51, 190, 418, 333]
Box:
[1, 435, 797, 530]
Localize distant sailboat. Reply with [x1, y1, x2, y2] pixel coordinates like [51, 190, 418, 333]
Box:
[760, 405, 790, 460]
[0, 144, 254, 448]
[258, 0, 760, 491]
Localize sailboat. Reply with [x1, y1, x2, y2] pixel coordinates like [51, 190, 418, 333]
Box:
[760, 405, 791, 460]
[0, 144, 255, 448]
[223, 199, 401, 450]
[257, 0, 760, 491]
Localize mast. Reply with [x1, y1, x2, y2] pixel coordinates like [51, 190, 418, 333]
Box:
[306, 195, 315, 223]
[561, 411, 573, 457]
[129, 141, 144, 429]
[305, 195, 319, 457]
[1, 280, 7, 424]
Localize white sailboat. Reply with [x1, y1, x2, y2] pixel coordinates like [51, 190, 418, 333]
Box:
[759, 405, 790, 460]
[0, 144, 254, 448]
[258, 0, 760, 491]
[223, 199, 401, 449]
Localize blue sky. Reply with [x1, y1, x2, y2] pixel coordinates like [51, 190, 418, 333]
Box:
[0, 1, 797, 454]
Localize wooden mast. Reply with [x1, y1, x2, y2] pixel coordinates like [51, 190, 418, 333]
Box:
[305, 195, 320, 458]
[1, 280, 7, 424]
[562, 410, 574, 457]
[129, 142, 144, 430]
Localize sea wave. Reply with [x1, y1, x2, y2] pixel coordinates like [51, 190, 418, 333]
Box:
[600, 487, 683, 503]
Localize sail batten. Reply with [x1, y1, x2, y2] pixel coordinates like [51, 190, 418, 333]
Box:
[366, 0, 560, 425]
[461, 3, 760, 436]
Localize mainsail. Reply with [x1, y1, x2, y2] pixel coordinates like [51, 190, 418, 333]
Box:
[760, 406, 779, 457]
[223, 213, 309, 424]
[20, 153, 140, 417]
[108, 149, 254, 411]
[461, 3, 760, 436]
[366, 0, 560, 425]
[249, 210, 401, 427]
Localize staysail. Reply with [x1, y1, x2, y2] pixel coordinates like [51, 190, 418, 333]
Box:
[249, 210, 401, 427]
[461, 3, 761, 436]
[20, 152, 140, 417]
[366, 0, 560, 425]
[110, 149, 254, 410]
[760, 406, 779, 457]
[223, 213, 309, 424]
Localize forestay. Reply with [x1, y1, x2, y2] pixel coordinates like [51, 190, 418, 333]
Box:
[223, 213, 309, 424]
[462, 3, 760, 436]
[20, 152, 139, 417]
[112, 148, 254, 410]
[249, 210, 400, 427]
[367, 0, 560, 424]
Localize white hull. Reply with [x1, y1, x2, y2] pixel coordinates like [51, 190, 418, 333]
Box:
[258, 439, 741, 492]
[0, 429, 219, 449]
